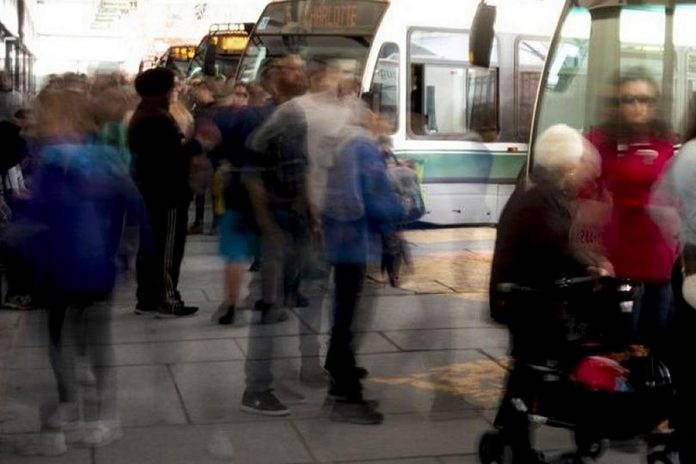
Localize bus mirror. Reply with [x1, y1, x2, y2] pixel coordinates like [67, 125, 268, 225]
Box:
[203, 45, 217, 76]
[469, 1, 496, 68]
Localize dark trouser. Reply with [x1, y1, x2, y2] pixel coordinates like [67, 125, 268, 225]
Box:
[4, 246, 32, 296]
[193, 193, 205, 226]
[47, 294, 116, 420]
[631, 281, 674, 353]
[136, 201, 188, 308]
[325, 262, 366, 400]
[669, 262, 696, 463]
[259, 208, 309, 305]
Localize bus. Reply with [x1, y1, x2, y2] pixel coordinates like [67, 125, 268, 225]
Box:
[235, 0, 562, 224]
[138, 55, 159, 74]
[157, 45, 197, 75]
[530, 0, 696, 159]
[187, 23, 255, 81]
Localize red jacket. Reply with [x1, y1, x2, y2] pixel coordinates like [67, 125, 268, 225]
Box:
[587, 128, 677, 282]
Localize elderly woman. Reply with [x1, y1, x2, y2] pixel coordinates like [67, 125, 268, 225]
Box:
[489, 124, 602, 464]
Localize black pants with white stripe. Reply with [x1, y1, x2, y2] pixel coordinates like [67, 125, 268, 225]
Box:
[136, 201, 189, 309]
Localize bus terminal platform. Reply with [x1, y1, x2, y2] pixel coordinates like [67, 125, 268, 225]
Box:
[0, 228, 669, 464]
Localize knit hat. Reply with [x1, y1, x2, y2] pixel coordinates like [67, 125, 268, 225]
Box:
[135, 68, 175, 98]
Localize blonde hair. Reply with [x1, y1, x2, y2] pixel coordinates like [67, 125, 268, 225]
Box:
[169, 100, 194, 139]
[34, 88, 97, 138]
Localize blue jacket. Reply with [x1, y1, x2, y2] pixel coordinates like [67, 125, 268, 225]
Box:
[322, 136, 403, 264]
[28, 140, 144, 295]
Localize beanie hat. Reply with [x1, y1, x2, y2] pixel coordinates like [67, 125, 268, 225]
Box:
[135, 68, 175, 98]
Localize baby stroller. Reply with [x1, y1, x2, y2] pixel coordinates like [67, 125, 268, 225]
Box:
[479, 275, 675, 464]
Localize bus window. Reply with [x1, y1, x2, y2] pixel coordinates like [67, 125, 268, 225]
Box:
[534, 6, 591, 134]
[369, 42, 399, 134]
[516, 38, 548, 142]
[408, 29, 499, 140]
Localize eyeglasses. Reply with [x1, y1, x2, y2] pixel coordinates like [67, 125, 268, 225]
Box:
[619, 95, 657, 105]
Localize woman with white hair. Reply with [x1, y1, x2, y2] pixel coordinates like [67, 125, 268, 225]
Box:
[489, 124, 603, 464]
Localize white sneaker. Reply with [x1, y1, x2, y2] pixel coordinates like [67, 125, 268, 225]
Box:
[46, 402, 82, 432]
[15, 432, 67, 456]
[81, 420, 122, 447]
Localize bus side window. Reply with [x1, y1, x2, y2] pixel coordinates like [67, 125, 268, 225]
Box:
[369, 42, 400, 134]
[407, 29, 498, 140]
[410, 63, 427, 134]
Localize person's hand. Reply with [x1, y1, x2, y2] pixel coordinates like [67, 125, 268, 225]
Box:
[587, 257, 615, 277]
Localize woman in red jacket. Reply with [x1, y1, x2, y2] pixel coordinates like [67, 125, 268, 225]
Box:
[586, 67, 678, 351]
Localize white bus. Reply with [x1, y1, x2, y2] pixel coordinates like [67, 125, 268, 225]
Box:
[236, 0, 563, 224]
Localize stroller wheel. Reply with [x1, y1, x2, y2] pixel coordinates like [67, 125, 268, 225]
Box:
[479, 431, 510, 464]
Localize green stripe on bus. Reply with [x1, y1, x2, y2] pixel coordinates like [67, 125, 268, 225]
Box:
[393, 151, 528, 182]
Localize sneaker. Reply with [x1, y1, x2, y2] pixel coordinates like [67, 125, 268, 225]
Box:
[15, 432, 67, 456]
[188, 224, 203, 235]
[299, 362, 329, 388]
[211, 303, 235, 325]
[155, 305, 199, 319]
[254, 300, 289, 325]
[3, 294, 32, 310]
[240, 390, 290, 416]
[45, 402, 82, 431]
[134, 302, 158, 315]
[81, 420, 122, 447]
[330, 400, 384, 425]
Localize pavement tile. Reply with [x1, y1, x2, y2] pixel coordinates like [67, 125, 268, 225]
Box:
[95, 422, 313, 464]
[293, 413, 490, 462]
[364, 351, 505, 412]
[382, 328, 508, 351]
[0, 444, 90, 464]
[342, 459, 439, 464]
[302, 294, 492, 335]
[236, 332, 398, 358]
[109, 365, 188, 427]
[169, 359, 339, 424]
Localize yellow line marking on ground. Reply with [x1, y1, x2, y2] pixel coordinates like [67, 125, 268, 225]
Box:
[370, 359, 509, 408]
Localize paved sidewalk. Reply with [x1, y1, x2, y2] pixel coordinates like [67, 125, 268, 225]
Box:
[0, 229, 672, 463]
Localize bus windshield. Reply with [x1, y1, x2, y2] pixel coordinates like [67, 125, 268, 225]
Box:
[237, 0, 388, 83]
[188, 23, 254, 81]
[533, 1, 696, 162]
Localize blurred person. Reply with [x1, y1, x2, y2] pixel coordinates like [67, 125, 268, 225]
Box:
[653, 106, 696, 463]
[586, 67, 678, 351]
[187, 79, 218, 235]
[320, 101, 404, 424]
[16, 88, 144, 455]
[237, 55, 309, 416]
[0, 108, 33, 309]
[128, 67, 215, 318]
[489, 124, 603, 463]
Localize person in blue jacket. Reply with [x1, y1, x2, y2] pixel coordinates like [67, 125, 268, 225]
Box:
[321, 101, 404, 424]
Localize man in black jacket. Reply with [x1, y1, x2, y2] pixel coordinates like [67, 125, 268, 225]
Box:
[128, 68, 212, 318]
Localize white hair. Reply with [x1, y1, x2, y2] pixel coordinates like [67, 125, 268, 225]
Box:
[534, 124, 587, 173]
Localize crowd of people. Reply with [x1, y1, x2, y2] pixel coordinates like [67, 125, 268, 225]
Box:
[0, 55, 419, 455]
[5, 58, 696, 461]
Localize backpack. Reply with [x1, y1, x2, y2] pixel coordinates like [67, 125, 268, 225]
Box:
[386, 153, 425, 223]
